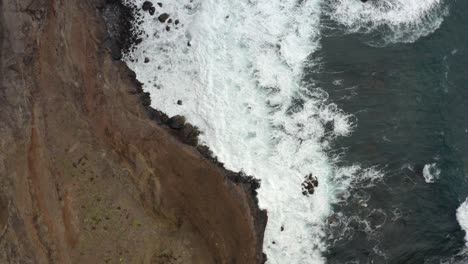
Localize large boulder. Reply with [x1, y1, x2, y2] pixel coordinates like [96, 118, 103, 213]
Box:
[167, 115, 186, 130]
[158, 13, 170, 23]
[142, 1, 155, 15]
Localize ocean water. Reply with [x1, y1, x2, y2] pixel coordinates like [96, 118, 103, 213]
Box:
[123, 0, 468, 263]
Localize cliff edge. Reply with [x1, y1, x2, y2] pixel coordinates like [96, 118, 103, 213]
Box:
[0, 0, 266, 263]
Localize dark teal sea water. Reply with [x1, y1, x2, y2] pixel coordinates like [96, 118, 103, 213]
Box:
[309, 0, 468, 263]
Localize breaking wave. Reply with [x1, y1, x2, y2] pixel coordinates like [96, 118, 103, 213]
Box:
[323, 0, 448, 45]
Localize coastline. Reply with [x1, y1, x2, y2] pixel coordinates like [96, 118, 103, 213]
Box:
[102, 0, 268, 261]
[0, 0, 266, 263]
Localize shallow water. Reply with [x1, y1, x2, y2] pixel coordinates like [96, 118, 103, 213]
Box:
[123, 0, 468, 262]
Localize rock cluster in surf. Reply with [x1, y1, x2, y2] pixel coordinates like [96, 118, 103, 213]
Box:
[302, 174, 319, 196]
[140, 1, 181, 32]
[142, 1, 156, 15]
[101, 0, 185, 61]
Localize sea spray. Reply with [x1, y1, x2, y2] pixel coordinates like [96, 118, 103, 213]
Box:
[458, 199, 468, 247]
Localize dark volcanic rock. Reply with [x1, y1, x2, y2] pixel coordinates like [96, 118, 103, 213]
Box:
[147, 108, 169, 124]
[301, 174, 319, 196]
[227, 172, 261, 198]
[181, 123, 200, 146]
[167, 115, 186, 130]
[142, 1, 156, 15]
[142, 1, 153, 10]
[158, 13, 170, 23]
[140, 92, 152, 106]
[102, 0, 141, 55]
[106, 39, 123, 60]
[148, 7, 156, 15]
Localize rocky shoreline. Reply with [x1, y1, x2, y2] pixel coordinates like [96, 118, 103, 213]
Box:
[0, 0, 266, 263]
[101, 0, 268, 261]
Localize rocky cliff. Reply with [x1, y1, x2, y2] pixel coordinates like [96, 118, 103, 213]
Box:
[0, 0, 266, 263]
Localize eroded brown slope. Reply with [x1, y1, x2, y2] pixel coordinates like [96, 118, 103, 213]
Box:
[0, 0, 266, 263]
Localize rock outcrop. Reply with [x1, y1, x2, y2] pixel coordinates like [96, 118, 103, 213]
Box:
[0, 0, 266, 263]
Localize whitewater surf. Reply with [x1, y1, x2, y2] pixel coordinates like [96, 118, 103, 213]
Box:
[122, 0, 454, 262]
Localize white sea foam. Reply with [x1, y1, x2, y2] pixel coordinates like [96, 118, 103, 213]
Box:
[124, 0, 350, 262]
[441, 200, 468, 263]
[123, 0, 445, 262]
[324, 0, 448, 45]
[457, 199, 468, 246]
[423, 163, 440, 183]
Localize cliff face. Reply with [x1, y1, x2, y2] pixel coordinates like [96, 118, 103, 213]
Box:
[0, 1, 266, 263]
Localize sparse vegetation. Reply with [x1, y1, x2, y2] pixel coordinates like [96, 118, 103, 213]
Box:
[151, 249, 178, 264]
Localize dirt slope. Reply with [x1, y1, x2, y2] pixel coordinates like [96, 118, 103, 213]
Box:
[0, 0, 266, 263]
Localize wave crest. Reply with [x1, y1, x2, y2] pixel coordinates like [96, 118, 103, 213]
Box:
[323, 0, 448, 45]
